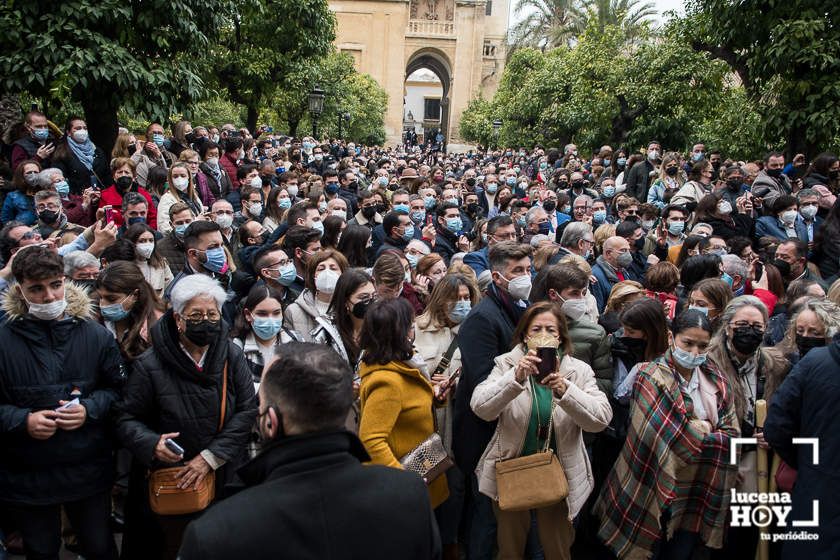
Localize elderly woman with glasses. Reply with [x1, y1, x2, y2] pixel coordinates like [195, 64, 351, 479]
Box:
[116, 274, 257, 560]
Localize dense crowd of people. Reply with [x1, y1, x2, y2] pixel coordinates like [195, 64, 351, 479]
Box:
[1, 112, 839, 560]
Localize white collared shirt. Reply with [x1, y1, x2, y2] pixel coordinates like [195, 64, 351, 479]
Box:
[679, 367, 708, 421]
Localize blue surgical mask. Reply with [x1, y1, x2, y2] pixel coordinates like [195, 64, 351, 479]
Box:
[486, 183, 498, 194]
[174, 224, 189, 237]
[410, 210, 426, 224]
[593, 210, 607, 223]
[517, 216, 526, 227]
[423, 196, 436, 209]
[668, 221, 685, 235]
[278, 198, 292, 209]
[538, 221, 551, 235]
[617, 157, 627, 167]
[406, 253, 419, 269]
[721, 272, 734, 287]
[325, 183, 339, 195]
[252, 317, 283, 341]
[378, 176, 389, 186]
[55, 180, 70, 197]
[445, 217, 463, 233]
[275, 263, 297, 287]
[603, 159, 611, 167]
[202, 246, 227, 273]
[394, 203, 410, 214]
[688, 305, 709, 316]
[603, 186, 616, 198]
[311, 220, 324, 236]
[672, 346, 707, 369]
[505, 177, 516, 186]
[34, 128, 50, 141]
[448, 300, 472, 324]
[152, 133, 165, 147]
[402, 224, 415, 241]
[100, 298, 131, 322]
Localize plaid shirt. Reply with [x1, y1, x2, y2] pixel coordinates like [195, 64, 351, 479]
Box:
[595, 352, 740, 558]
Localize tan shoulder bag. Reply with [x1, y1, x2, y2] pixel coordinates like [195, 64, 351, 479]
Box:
[495, 380, 568, 511]
[149, 362, 227, 515]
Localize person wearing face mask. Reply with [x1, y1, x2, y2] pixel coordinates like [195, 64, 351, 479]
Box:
[32, 189, 70, 239]
[794, 188, 822, 247]
[535, 263, 614, 394]
[751, 151, 792, 211]
[116, 274, 257, 560]
[155, 203, 194, 275]
[156, 162, 204, 235]
[1, 159, 42, 225]
[198, 142, 233, 200]
[95, 260, 165, 363]
[231, 285, 302, 384]
[471, 300, 610, 560]
[375, 210, 418, 259]
[284, 250, 348, 342]
[694, 192, 754, 241]
[755, 195, 810, 244]
[34, 166, 98, 227]
[180, 149, 216, 208]
[623, 140, 661, 204]
[125, 223, 174, 300]
[453, 242, 532, 559]
[778, 298, 840, 366]
[433, 203, 466, 266]
[11, 110, 56, 170]
[414, 273, 480, 558]
[597, 309, 739, 560]
[670, 160, 714, 209]
[52, 117, 112, 192]
[177, 343, 441, 560]
[478, 173, 500, 216]
[704, 297, 790, 559]
[592, 236, 635, 312]
[98, 157, 158, 228]
[647, 152, 685, 209]
[718, 165, 749, 207]
[0, 246, 124, 560]
[130, 122, 177, 189]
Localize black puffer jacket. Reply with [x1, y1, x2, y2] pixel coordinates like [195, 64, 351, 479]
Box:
[52, 142, 112, 193]
[116, 310, 257, 488]
[0, 284, 124, 506]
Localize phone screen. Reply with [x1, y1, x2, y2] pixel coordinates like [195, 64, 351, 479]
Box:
[104, 207, 114, 223]
[535, 347, 557, 382]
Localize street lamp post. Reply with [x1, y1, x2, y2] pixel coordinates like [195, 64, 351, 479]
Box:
[492, 119, 502, 148]
[308, 85, 325, 139]
[338, 110, 351, 139]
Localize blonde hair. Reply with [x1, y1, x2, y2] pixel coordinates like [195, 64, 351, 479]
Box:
[111, 133, 134, 160]
[605, 280, 644, 313]
[594, 223, 616, 254]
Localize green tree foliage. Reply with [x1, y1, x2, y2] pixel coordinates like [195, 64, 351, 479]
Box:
[213, 0, 335, 135]
[266, 52, 387, 144]
[0, 0, 231, 153]
[683, 0, 840, 157]
[461, 23, 767, 157]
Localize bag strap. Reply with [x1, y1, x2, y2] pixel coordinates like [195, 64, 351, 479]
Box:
[217, 361, 228, 433]
[432, 336, 459, 378]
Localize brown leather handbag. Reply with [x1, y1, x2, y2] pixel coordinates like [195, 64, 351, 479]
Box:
[495, 388, 569, 512]
[149, 362, 227, 515]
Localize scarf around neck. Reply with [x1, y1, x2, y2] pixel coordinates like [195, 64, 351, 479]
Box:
[68, 136, 96, 171]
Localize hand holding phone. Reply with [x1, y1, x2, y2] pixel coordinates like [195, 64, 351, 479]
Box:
[103, 205, 114, 224]
[165, 438, 185, 457]
[56, 397, 80, 411]
[534, 347, 558, 383]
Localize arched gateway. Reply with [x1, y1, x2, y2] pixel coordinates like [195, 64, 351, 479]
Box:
[328, 0, 510, 150]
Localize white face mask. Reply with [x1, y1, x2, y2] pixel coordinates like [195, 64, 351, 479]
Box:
[331, 209, 347, 221]
[315, 269, 340, 294]
[250, 176, 263, 189]
[206, 157, 219, 168]
[215, 214, 233, 229]
[286, 185, 299, 198]
[503, 273, 531, 301]
[135, 242, 155, 260]
[72, 129, 89, 143]
[172, 176, 189, 192]
[249, 203, 263, 217]
[22, 290, 67, 321]
[560, 297, 588, 322]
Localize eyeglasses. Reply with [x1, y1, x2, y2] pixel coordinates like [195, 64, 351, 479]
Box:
[36, 203, 60, 212]
[491, 232, 518, 241]
[730, 321, 765, 331]
[184, 311, 221, 322]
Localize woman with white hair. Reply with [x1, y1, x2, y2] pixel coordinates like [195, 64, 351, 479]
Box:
[706, 295, 791, 558]
[37, 166, 98, 226]
[116, 274, 257, 560]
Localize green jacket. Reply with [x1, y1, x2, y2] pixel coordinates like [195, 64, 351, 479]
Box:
[568, 317, 613, 394]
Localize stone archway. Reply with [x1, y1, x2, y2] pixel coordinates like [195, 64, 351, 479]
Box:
[405, 48, 452, 145]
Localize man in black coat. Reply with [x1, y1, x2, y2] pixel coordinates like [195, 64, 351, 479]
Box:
[453, 241, 532, 559]
[623, 140, 660, 203]
[178, 342, 441, 560]
[0, 246, 123, 559]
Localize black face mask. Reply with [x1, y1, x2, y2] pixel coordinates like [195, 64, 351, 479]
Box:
[183, 319, 221, 347]
[375, 203, 387, 215]
[634, 237, 645, 251]
[730, 326, 764, 355]
[829, 169, 840, 180]
[543, 200, 557, 213]
[771, 259, 792, 279]
[261, 175, 273, 186]
[466, 202, 479, 215]
[571, 180, 584, 190]
[465, 177, 476, 187]
[361, 206, 377, 220]
[115, 176, 134, 194]
[767, 168, 782, 179]
[665, 166, 679, 177]
[38, 209, 60, 224]
[351, 299, 372, 319]
[795, 334, 825, 358]
[619, 336, 647, 361]
[727, 179, 742, 190]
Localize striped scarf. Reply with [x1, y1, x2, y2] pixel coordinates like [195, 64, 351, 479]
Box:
[595, 354, 739, 559]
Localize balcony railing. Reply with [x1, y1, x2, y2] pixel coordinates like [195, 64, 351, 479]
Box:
[407, 19, 455, 37]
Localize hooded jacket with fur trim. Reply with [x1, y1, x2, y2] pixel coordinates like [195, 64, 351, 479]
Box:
[0, 282, 125, 505]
